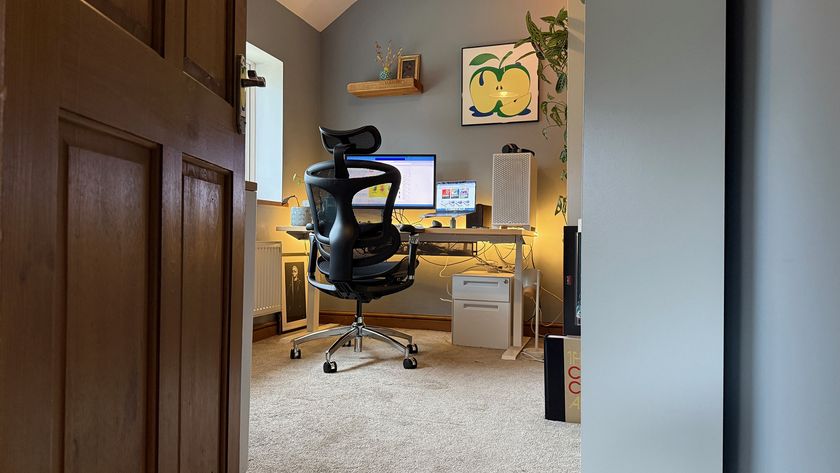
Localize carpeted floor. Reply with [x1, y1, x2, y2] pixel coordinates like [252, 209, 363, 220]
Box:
[248, 328, 581, 473]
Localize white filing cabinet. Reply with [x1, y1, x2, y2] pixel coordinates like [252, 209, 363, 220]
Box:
[451, 271, 513, 349]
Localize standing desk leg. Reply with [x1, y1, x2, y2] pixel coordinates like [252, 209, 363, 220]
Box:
[306, 268, 320, 333]
[502, 236, 530, 360]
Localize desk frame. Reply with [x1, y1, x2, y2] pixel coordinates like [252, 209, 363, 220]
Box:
[277, 226, 535, 360]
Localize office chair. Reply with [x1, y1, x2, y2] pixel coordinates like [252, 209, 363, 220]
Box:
[289, 125, 422, 373]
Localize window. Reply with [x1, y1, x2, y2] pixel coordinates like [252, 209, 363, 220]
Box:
[245, 42, 284, 202]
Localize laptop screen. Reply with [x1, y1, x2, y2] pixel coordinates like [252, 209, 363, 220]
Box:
[435, 180, 477, 213]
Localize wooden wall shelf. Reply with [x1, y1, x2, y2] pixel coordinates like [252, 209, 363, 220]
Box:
[347, 78, 423, 98]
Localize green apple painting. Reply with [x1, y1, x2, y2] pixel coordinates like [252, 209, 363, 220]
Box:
[462, 42, 539, 126]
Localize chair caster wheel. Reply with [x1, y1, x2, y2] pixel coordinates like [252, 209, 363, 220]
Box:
[323, 361, 337, 373]
[290, 348, 301, 359]
[408, 343, 419, 354]
[403, 357, 418, 369]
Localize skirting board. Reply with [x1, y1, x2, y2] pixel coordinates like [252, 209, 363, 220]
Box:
[320, 310, 564, 337]
[319, 310, 451, 332]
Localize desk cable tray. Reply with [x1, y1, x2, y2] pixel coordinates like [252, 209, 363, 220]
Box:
[397, 241, 477, 257]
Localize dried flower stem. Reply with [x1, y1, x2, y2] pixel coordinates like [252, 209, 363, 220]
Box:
[374, 40, 403, 69]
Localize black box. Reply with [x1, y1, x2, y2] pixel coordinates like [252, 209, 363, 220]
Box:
[466, 204, 491, 228]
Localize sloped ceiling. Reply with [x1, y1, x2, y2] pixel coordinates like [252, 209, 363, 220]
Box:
[275, 0, 358, 31]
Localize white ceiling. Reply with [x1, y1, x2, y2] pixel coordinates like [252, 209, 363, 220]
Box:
[275, 0, 358, 32]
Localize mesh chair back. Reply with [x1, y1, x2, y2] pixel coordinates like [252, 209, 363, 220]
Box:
[305, 159, 402, 281]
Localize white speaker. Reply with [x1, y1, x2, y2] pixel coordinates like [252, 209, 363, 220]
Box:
[492, 152, 537, 230]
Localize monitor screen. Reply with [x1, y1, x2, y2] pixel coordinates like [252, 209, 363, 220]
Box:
[435, 180, 477, 213]
[346, 154, 436, 209]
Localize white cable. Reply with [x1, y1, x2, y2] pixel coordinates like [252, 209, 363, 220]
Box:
[541, 287, 565, 303]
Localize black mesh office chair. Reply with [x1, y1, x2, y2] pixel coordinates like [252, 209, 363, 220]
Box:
[289, 125, 422, 373]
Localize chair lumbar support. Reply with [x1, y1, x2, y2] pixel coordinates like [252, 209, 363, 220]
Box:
[290, 300, 419, 373]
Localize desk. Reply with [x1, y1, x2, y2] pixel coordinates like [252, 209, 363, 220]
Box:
[276, 225, 536, 360]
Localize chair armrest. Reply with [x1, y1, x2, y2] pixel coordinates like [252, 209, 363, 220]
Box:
[398, 224, 418, 234]
[305, 223, 314, 231]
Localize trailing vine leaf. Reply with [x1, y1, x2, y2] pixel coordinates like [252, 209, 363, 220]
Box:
[520, 8, 571, 220]
[555, 196, 568, 221]
[469, 53, 499, 66]
[556, 72, 567, 93]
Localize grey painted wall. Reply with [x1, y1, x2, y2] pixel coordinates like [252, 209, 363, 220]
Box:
[725, 1, 840, 471]
[581, 1, 725, 472]
[319, 0, 567, 316]
[248, 0, 321, 201]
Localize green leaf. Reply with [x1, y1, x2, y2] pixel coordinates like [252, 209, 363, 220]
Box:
[556, 10, 569, 23]
[515, 50, 537, 63]
[469, 53, 499, 66]
[514, 37, 531, 48]
[556, 72, 567, 93]
[541, 16, 556, 23]
[555, 195, 568, 219]
[499, 50, 513, 67]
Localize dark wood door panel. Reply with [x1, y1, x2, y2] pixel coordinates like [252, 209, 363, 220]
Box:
[2, 0, 245, 471]
[86, 0, 163, 52]
[179, 159, 230, 473]
[60, 117, 161, 473]
[184, 0, 231, 99]
[61, 1, 240, 169]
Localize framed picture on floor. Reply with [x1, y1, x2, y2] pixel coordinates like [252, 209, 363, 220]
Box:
[461, 42, 539, 126]
[281, 254, 308, 331]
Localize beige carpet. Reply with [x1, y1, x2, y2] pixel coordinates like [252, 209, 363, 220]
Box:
[248, 328, 581, 472]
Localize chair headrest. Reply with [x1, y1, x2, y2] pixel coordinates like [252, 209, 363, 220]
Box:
[319, 125, 382, 155]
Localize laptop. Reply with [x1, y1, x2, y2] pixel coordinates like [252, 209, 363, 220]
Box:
[423, 180, 477, 218]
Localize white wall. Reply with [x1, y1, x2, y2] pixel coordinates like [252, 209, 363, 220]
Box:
[725, 1, 840, 471]
[581, 1, 725, 472]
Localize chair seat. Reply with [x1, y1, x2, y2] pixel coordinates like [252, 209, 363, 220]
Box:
[317, 256, 413, 281]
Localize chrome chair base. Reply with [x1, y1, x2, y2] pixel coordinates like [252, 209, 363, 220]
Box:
[289, 318, 419, 372]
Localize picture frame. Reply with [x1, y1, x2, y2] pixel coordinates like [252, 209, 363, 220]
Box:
[281, 254, 309, 331]
[397, 54, 421, 81]
[461, 42, 539, 126]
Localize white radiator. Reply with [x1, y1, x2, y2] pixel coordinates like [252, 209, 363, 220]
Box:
[254, 241, 282, 316]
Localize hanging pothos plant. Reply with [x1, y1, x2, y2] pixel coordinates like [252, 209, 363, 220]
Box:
[516, 9, 569, 220]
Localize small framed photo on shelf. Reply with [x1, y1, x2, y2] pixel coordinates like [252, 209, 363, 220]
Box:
[281, 254, 309, 331]
[398, 54, 421, 81]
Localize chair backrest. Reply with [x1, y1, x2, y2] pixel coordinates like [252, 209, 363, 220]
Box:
[305, 126, 401, 282]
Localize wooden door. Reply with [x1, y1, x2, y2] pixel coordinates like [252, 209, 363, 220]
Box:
[0, 1, 246, 472]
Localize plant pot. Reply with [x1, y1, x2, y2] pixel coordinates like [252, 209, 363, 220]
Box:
[379, 68, 394, 80]
[290, 206, 312, 227]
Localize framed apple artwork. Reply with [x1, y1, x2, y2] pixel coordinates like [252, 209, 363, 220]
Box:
[461, 42, 540, 126]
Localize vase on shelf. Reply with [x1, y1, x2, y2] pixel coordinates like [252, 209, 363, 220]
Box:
[379, 67, 394, 80]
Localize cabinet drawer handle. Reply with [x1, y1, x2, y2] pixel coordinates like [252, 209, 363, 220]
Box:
[463, 303, 500, 311]
[463, 280, 498, 287]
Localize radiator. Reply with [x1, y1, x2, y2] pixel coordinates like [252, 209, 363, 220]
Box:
[254, 241, 282, 316]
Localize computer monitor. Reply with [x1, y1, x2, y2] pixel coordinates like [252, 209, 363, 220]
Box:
[346, 154, 436, 209]
[435, 180, 477, 214]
